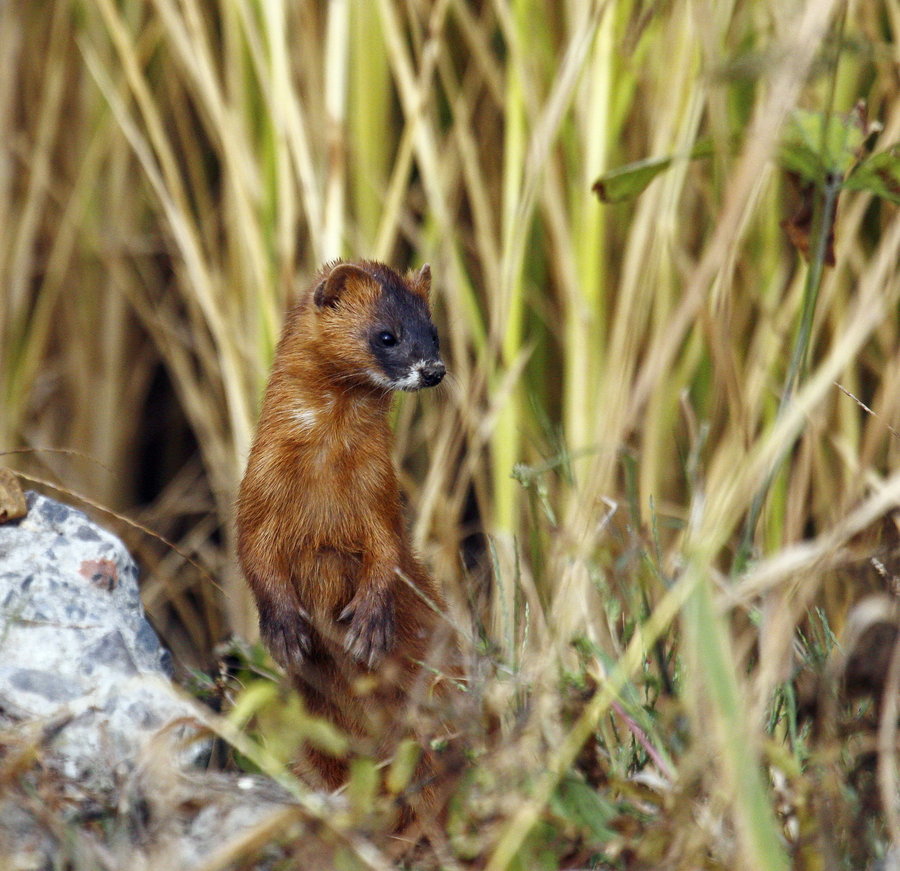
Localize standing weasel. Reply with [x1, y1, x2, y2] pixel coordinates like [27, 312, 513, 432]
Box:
[236, 260, 448, 790]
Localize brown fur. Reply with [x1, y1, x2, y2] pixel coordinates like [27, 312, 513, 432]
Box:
[236, 260, 450, 802]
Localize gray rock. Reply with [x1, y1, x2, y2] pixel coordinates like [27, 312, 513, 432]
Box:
[0, 491, 201, 791]
[0, 491, 314, 870]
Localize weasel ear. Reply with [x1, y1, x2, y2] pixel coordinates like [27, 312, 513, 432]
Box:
[412, 263, 431, 300]
[314, 263, 370, 308]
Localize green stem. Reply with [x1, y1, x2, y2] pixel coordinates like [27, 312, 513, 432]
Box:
[733, 171, 841, 574]
[733, 3, 847, 575]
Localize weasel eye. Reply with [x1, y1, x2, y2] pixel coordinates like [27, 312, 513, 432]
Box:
[378, 330, 397, 347]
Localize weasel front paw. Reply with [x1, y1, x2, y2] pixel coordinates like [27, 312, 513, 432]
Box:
[259, 604, 313, 669]
[339, 591, 395, 668]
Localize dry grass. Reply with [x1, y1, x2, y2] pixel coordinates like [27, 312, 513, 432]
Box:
[2, 0, 900, 868]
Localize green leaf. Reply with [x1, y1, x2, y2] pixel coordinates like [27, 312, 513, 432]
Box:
[844, 145, 900, 204]
[510, 823, 567, 871]
[592, 139, 715, 203]
[303, 715, 350, 757]
[347, 756, 379, 815]
[226, 679, 279, 728]
[385, 738, 421, 794]
[549, 775, 618, 843]
[778, 108, 866, 184]
[592, 155, 676, 203]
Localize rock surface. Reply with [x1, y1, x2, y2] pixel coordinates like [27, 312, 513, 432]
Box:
[0, 491, 195, 792]
[0, 491, 308, 870]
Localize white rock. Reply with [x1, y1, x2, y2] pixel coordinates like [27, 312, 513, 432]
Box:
[0, 491, 307, 869]
[0, 491, 203, 792]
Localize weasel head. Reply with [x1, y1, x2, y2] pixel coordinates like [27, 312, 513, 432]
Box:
[312, 260, 445, 393]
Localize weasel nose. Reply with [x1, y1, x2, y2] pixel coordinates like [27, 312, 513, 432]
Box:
[420, 361, 445, 387]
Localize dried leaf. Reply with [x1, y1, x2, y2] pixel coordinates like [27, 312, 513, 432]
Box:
[0, 468, 27, 524]
[781, 174, 838, 265]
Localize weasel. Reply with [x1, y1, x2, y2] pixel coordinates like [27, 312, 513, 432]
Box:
[236, 260, 449, 791]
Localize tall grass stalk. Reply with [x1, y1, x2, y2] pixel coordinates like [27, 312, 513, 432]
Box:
[564, 3, 611, 460]
[490, 0, 529, 655]
[349, 0, 389, 251]
[323, 0, 349, 260]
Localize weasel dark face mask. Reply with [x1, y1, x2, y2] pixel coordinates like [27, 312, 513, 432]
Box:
[366, 278, 445, 391]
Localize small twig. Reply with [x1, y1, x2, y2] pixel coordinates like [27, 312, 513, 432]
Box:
[0, 447, 116, 475]
[609, 698, 674, 781]
[834, 382, 900, 440]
